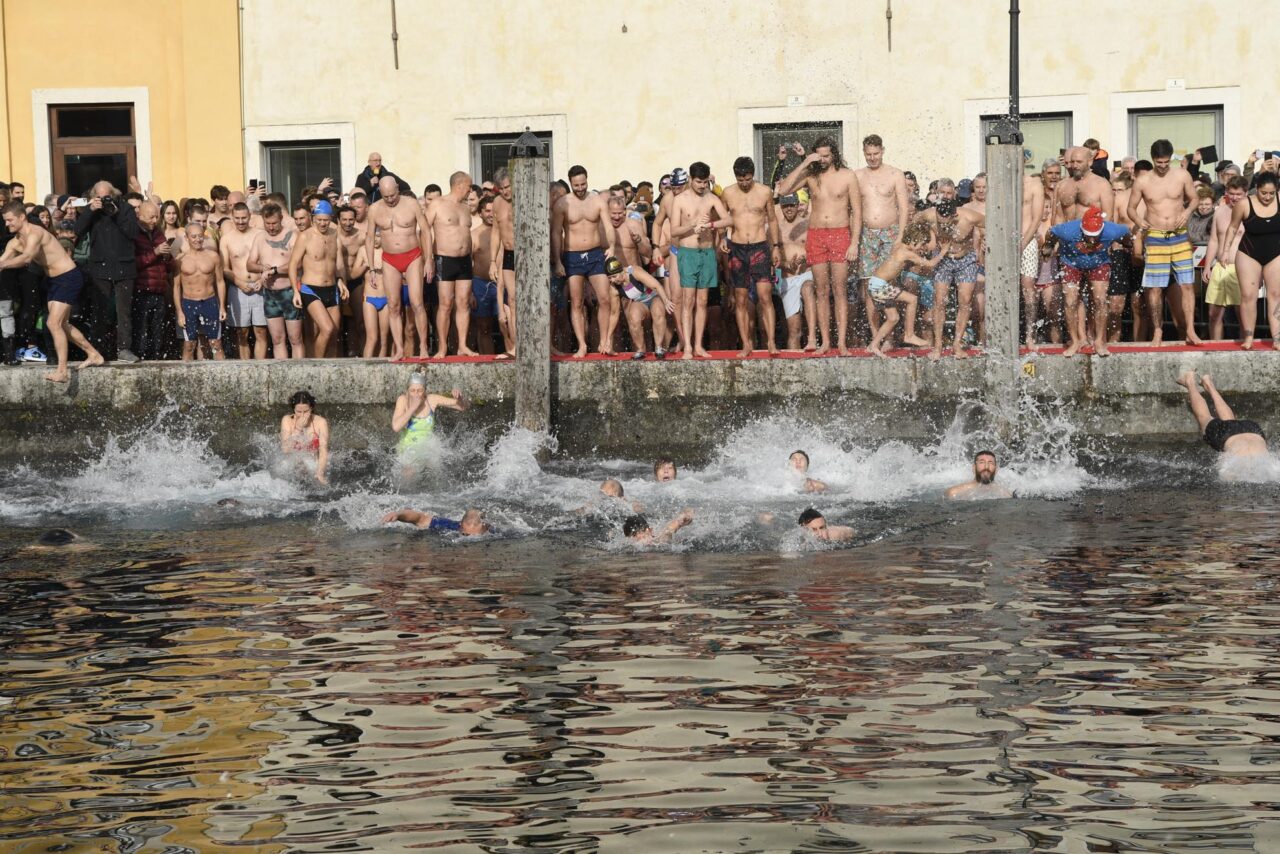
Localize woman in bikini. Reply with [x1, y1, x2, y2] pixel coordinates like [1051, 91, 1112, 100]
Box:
[280, 390, 331, 484]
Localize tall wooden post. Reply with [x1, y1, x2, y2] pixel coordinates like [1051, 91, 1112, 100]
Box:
[983, 122, 1024, 410]
[511, 131, 551, 439]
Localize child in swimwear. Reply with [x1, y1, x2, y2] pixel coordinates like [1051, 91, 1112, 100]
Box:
[362, 235, 391, 358]
[867, 222, 947, 357]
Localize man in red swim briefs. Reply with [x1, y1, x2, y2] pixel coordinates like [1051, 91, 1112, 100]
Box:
[366, 175, 434, 360]
[775, 135, 863, 354]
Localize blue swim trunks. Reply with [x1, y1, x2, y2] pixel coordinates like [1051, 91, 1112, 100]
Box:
[563, 247, 606, 278]
[180, 295, 221, 341]
[471, 278, 498, 317]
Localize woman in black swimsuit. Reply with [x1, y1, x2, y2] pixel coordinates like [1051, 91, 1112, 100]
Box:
[1229, 172, 1280, 347]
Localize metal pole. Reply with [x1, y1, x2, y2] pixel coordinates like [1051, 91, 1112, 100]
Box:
[1009, 0, 1019, 119]
[511, 133, 551, 442]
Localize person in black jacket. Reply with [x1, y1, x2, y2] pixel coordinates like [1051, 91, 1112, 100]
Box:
[354, 152, 410, 204]
[72, 181, 140, 361]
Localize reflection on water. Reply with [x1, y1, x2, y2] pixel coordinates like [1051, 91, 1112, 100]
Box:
[5, 491, 1280, 851]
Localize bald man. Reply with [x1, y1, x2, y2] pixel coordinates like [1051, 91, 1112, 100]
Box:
[426, 171, 477, 358]
[367, 175, 434, 359]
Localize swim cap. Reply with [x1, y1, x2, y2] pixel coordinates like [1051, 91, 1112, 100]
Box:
[408, 372, 426, 387]
[669, 168, 689, 186]
[604, 256, 624, 276]
[313, 200, 334, 217]
[1082, 206, 1105, 237]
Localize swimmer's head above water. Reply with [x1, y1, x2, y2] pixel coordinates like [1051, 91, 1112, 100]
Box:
[788, 450, 810, 473]
[600, 478, 624, 499]
[973, 450, 998, 484]
[653, 457, 677, 483]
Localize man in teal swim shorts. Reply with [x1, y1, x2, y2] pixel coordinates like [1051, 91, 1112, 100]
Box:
[668, 161, 730, 359]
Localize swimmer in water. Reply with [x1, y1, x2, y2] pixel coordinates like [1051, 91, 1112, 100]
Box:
[280, 390, 330, 484]
[797, 508, 855, 541]
[1176, 371, 1269, 462]
[653, 457, 678, 482]
[623, 509, 694, 544]
[26, 529, 94, 552]
[382, 507, 491, 535]
[788, 450, 829, 493]
[944, 450, 1014, 499]
[392, 372, 469, 470]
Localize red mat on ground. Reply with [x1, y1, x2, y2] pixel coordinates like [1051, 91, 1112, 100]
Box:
[394, 340, 1273, 364]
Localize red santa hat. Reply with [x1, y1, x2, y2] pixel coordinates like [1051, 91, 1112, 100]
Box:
[1082, 206, 1105, 237]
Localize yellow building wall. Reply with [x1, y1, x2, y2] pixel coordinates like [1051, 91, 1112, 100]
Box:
[2, 0, 242, 199]
[241, 0, 1274, 190]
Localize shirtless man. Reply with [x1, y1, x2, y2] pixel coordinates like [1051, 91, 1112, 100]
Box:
[916, 196, 985, 359]
[552, 165, 617, 357]
[855, 134, 910, 344]
[174, 223, 226, 361]
[487, 167, 517, 356]
[720, 156, 783, 357]
[288, 200, 348, 357]
[367, 175, 434, 360]
[777, 195, 815, 350]
[1019, 164, 1055, 350]
[245, 203, 302, 359]
[1176, 371, 1269, 473]
[650, 170, 687, 351]
[0, 201, 103, 381]
[426, 172, 478, 358]
[944, 450, 1014, 500]
[776, 135, 863, 354]
[1055, 146, 1116, 348]
[605, 203, 669, 357]
[1129, 139, 1200, 345]
[220, 202, 267, 359]
[1203, 176, 1248, 341]
[470, 197, 501, 356]
[669, 161, 730, 360]
[797, 508, 855, 542]
[1107, 172, 1143, 342]
[336, 205, 369, 356]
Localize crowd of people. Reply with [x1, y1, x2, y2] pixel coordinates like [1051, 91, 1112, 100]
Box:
[2, 134, 1277, 381]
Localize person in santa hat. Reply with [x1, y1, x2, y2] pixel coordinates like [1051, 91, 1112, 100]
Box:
[1048, 205, 1131, 357]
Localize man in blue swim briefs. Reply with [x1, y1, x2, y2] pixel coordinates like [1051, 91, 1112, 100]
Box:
[552, 165, 618, 357]
[288, 200, 348, 358]
[174, 223, 227, 361]
[0, 201, 104, 382]
[469, 196, 502, 355]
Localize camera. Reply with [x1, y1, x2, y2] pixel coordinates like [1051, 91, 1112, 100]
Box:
[100, 195, 118, 216]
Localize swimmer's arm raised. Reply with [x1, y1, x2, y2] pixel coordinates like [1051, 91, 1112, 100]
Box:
[429, 388, 469, 412]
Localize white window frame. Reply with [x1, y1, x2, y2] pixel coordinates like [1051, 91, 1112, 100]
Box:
[32, 87, 152, 199]
[964, 95, 1089, 177]
[738, 104, 858, 175]
[978, 111, 1072, 173]
[1109, 86, 1239, 161]
[243, 123, 356, 194]
[454, 114, 568, 181]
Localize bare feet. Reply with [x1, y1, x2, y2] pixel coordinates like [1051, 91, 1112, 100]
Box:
[1175, 370, 1196, 389]
[681, 348, 693, 361]
[551, 346, 567, 356]
[814, 344, 830, 356]
[694, 348, 711, 359]
[431, 349, 448, 360]
[928, 348, 942, 362]
[954, 347, 969, 360]
[77, 352, 105, 370]
[1095, 343, 1110, 357]
[1186, 332, 1203, 346]
[456, 347, 478, 357]
[1062, 341, 1081, 358]
[838, 346, 850, 357]
[1150, 332, 1164, 346]
[736, 348, 751, 359]
[1200, 372, 1215, 390]
[574, 347, 588, 359]
[389, 349, 404, 362]
[1242, 336, 1254, 351]
[494, 352, 513, 361]
[869, 343, 887, 359]
[767, 343, 780, 356]
[803, 340, 817, 352]
[903, 335, 930, 348]
[44, 370, 69, 384]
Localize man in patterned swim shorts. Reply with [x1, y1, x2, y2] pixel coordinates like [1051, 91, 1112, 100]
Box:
[853, 134, 911, 345]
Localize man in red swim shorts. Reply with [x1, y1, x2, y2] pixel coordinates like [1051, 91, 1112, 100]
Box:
[366, 176, 434, 359]
[775, 136, 863, 354]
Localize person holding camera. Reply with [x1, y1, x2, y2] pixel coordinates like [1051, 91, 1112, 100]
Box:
[72, 180, 141, 361]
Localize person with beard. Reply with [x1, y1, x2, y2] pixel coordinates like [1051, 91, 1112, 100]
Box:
[944, 450, 1013, 499]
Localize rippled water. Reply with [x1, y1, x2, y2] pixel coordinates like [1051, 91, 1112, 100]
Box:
[5, 409, 1280, 851]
